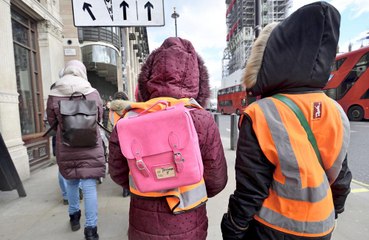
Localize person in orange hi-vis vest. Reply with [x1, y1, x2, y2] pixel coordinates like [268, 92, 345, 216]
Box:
[107, 91, 131, 197]
[221, 2, 352, 240]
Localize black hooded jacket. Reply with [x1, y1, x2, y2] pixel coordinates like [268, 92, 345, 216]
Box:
[221, 2, 352, 240]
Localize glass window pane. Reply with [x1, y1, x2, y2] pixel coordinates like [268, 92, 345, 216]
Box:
[361, 89, 369, 100]
[30, 21, 37, 30]
[12, 20, 29, 46]
[14, 44, 36, 135]
[31, 31, 36, 49]
[354, 52, 369, 78]
[11, 9, 28, 25]
[12, 7, 43, 136]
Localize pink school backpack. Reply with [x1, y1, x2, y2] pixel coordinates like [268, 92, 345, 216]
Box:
[116, 99, 204, 193]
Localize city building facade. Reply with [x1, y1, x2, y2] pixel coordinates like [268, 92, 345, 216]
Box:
[0, 0, 148, 181]
[222, 0, 291, 88]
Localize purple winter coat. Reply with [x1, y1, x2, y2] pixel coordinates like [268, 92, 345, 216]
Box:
[108, 37, 228, 239]
[109, 109, 227, 239]
[46, 90, 106, 179]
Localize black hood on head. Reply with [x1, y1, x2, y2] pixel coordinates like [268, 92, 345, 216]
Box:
[245, 1, 340, 97]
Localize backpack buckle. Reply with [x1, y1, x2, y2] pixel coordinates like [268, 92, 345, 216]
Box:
[174, 152, 184, 173]
[131, 140, 150, 177]
[136, 159, 150, 177]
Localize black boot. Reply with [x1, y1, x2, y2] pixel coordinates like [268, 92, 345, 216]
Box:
[69, 210, 81, 231]
[122, 188, 130, 198]
[84, 226, 99, 240]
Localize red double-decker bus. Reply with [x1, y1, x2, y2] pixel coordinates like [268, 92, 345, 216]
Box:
[217, 84, 257, 115]
[324, 46, 369, 121]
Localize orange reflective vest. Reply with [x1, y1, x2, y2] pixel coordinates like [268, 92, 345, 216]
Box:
[243, 93, 350, 237]
[123, 97, 208, 214]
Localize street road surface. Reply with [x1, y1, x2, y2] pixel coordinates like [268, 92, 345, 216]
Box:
[215, 114, 369, 185]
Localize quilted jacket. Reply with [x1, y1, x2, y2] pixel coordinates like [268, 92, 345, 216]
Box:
[108, 37, 228, 239]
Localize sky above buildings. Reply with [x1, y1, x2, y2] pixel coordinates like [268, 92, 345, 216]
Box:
[146, 0, 369, 88]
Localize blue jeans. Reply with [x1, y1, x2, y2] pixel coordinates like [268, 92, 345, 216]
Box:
[59, 172, 82, 200]
[66, 179, 98, 227]
[58, 171, 68, 200]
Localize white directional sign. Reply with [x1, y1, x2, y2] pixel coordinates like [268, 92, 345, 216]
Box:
[72, 0, 165, 27]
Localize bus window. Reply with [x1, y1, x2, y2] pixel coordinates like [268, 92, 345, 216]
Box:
[241, 98, 246, 107]
[361, 89, 369, 100]
[355, 53, 369, 77]
[217, 84, 247, 115]
[219, 100, 232, 106]
[237, 85, 242, 92]
[337, 52, 369, 100]
[337, 71, 357, 99]
[247, 96, 258, 105]
[331, 57, 346, 72]
[324, 46, 369, 121]
[354, 52, 369, 76]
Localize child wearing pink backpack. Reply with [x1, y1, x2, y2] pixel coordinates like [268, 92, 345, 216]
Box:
[108, 37, 228, 239]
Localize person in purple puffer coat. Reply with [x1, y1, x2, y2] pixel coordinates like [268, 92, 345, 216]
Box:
[46, 60, 105, 240]
[108, 37, 228, 240]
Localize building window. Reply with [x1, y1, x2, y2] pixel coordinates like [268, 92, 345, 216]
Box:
[12, 7, 43, 136]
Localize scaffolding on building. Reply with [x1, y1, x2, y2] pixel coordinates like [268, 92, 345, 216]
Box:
[222, 0, 291, 86]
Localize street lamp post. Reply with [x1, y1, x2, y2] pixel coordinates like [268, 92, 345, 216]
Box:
[254, 0, 261, 39]
[171, 7, 179, 37]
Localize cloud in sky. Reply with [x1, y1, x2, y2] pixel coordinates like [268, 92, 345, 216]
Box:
[146, 0, 369, 88]
[147, 0, 226, 88]
[290, 0, 369, 17]
[289, 0, 369, 51]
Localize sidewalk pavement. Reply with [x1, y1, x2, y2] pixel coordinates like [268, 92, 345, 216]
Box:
[1, 137, 368, 240]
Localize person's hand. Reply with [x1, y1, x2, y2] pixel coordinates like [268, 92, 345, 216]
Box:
[221, 213, 248, 240]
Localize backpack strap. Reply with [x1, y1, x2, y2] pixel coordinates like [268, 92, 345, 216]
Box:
[135, 100, 169, 116]
[168, 132, 184, 173]
[69, 91, 86, 100]
[123, 97, 202, 117]
[42, 121, 58, 137]
[131, 140, 150, 177]
[272, 94, 324, 169]
[97, 121, 111, 134]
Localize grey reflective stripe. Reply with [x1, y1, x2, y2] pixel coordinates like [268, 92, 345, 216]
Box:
[325, 100, 350, 184]
[174, 183, 207, 210]
[126, 111, 138, 117]
[258, 98, 331, 202]
[271, 174, 329, 202]
[129, 175, 137, 189]
[129, 175, 207, 210]
[255, 97, 337, 234]
[258, 98, 302, 188]
[258, 206, 335, 234]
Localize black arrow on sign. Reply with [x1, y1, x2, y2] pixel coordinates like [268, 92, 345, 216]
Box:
[82, 2, 96, 21]
[120, 1, 129, 20]
[144, 1, 153, 21]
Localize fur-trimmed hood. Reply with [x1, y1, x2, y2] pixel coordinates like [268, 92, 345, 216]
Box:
[110, 99, 131, 116]
[138, 37, 210, 107]
[243, 1, 340, 97]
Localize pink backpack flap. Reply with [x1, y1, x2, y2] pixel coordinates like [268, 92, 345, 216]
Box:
[116, 101, 204, 193]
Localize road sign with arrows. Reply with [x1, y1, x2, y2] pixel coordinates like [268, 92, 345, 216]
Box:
[72, 0, 164, 27]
